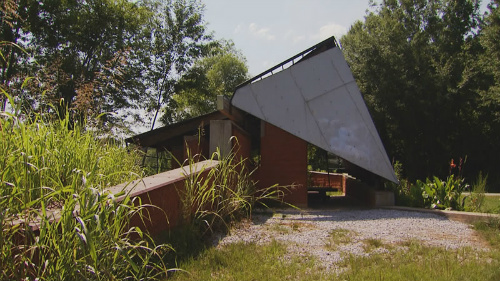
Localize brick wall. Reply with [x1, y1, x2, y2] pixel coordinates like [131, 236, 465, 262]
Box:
[257, 122, 308, 207]
[232, 124, 252, 163]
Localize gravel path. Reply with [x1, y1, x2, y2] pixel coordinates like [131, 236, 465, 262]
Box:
[215, 208, 488, 271]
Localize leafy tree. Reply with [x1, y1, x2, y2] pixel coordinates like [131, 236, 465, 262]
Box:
[137, 0, 214, 130]
[0, 0, 150, 121]
[340, 0, 484, 181]
[0, 0, 214, 133]
[160, 42, 249, 125]
[475, 0, 500, 189]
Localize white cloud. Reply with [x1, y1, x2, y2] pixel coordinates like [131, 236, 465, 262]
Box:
[234, 24, 242, 34]
[284, 29, 306, 44]
[312, 23, 347, 41]
[248, 23, 276, 41]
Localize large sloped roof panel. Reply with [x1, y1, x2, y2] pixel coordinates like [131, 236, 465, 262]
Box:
[232, 45, 397, 183]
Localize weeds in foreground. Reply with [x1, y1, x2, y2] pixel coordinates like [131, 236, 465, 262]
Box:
[169, 233, 500, 281]
[178, 145, 288, 236]
[467, 172, 488, 212]
[325, 228, 355, 251]
[362, 238, 385, 252]
[0, 179, 171, 280]
[1, 92, 170, 279]
[170, 241, 322, 281]
[0, 94, 142, 211]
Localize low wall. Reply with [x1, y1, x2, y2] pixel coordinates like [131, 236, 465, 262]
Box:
[345, 178, 395, 206]
[108, 160, 219, 237]
[13, 160, 220, 238]
[309, 171, 347, 193]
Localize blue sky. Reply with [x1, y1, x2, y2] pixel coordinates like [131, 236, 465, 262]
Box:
[202, 0, 491, 76]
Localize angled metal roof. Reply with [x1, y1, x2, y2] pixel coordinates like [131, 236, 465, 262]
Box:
[231, 37, 398, 183]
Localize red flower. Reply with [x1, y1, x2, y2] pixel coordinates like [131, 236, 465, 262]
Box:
[450, 159, 456, 169]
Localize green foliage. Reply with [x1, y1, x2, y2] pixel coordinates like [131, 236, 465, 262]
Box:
[1, 0, 216, 130]
[420, 175, 469, 210]
[0, 94, 173, 279]
[1, 183, 170, 280]
[387, 160, 471, 210]
[178, 146, 285, 235]
[0, 184, 171, 280]
[467, 172, 488, 212]
[341, 0, 500, 189]
[0, 98, 142, 211]
[139, 0, 214, 129]
[161, 42, 249, 124]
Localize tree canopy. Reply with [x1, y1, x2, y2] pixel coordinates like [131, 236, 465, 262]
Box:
[0, 0, 215, 132]
[341, 0, 500, 189]
[161, 42, 249, 125]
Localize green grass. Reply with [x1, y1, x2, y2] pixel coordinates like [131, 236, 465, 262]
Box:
[0, 95, 171, 279]
[464, 194, 500, 213]
[170, 241, 324, 281]
[325, 228, 356, 251]
[480, 195, 500, 213]
[168, 224, 500, 281]
[326, 190, 344, 196]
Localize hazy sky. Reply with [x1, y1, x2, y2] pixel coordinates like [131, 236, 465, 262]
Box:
[202, 0, 491, 76]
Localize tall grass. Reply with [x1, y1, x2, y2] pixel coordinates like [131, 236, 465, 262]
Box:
[1, 186, 171, 280]
[467, 172, 488, 212]
[0, 92, 171, 279]
[178, 146, 286, 236]
[0, 94, 142, 211]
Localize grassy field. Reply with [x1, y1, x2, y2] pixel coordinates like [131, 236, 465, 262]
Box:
[168, 220, 500, 281]
[463, 194, 500, 214]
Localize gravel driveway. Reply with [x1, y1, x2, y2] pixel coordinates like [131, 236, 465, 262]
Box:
[215, 208, 487, 271]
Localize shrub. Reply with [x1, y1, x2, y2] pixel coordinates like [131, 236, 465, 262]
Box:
[420, 175, 469, 210]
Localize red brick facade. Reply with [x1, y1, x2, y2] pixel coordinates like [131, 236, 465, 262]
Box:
[257, 122, 308, 207]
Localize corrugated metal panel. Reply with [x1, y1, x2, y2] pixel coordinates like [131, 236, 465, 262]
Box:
[232, 47, 398, 183]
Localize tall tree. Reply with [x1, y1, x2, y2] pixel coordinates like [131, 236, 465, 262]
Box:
[160, 41, 249, 125]
[138, 0, 213, 130]
[1, 0, 213, 131]
[340, 0, 483, 181]
[0, 0, 150, 119]
[474, 0, 500, 189]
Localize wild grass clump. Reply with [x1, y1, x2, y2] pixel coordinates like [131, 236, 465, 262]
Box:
[1, 186, 170, 280]
[178, 146, 285, 236]
[325, 228, 355, 251]
[1, 93, 171, 279]
[0, 95, 142, 211]
[467, 172, 488, 212]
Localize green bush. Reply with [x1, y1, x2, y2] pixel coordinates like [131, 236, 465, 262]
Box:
[420, 175, 469, 210]
[387, 160, 470, 210]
